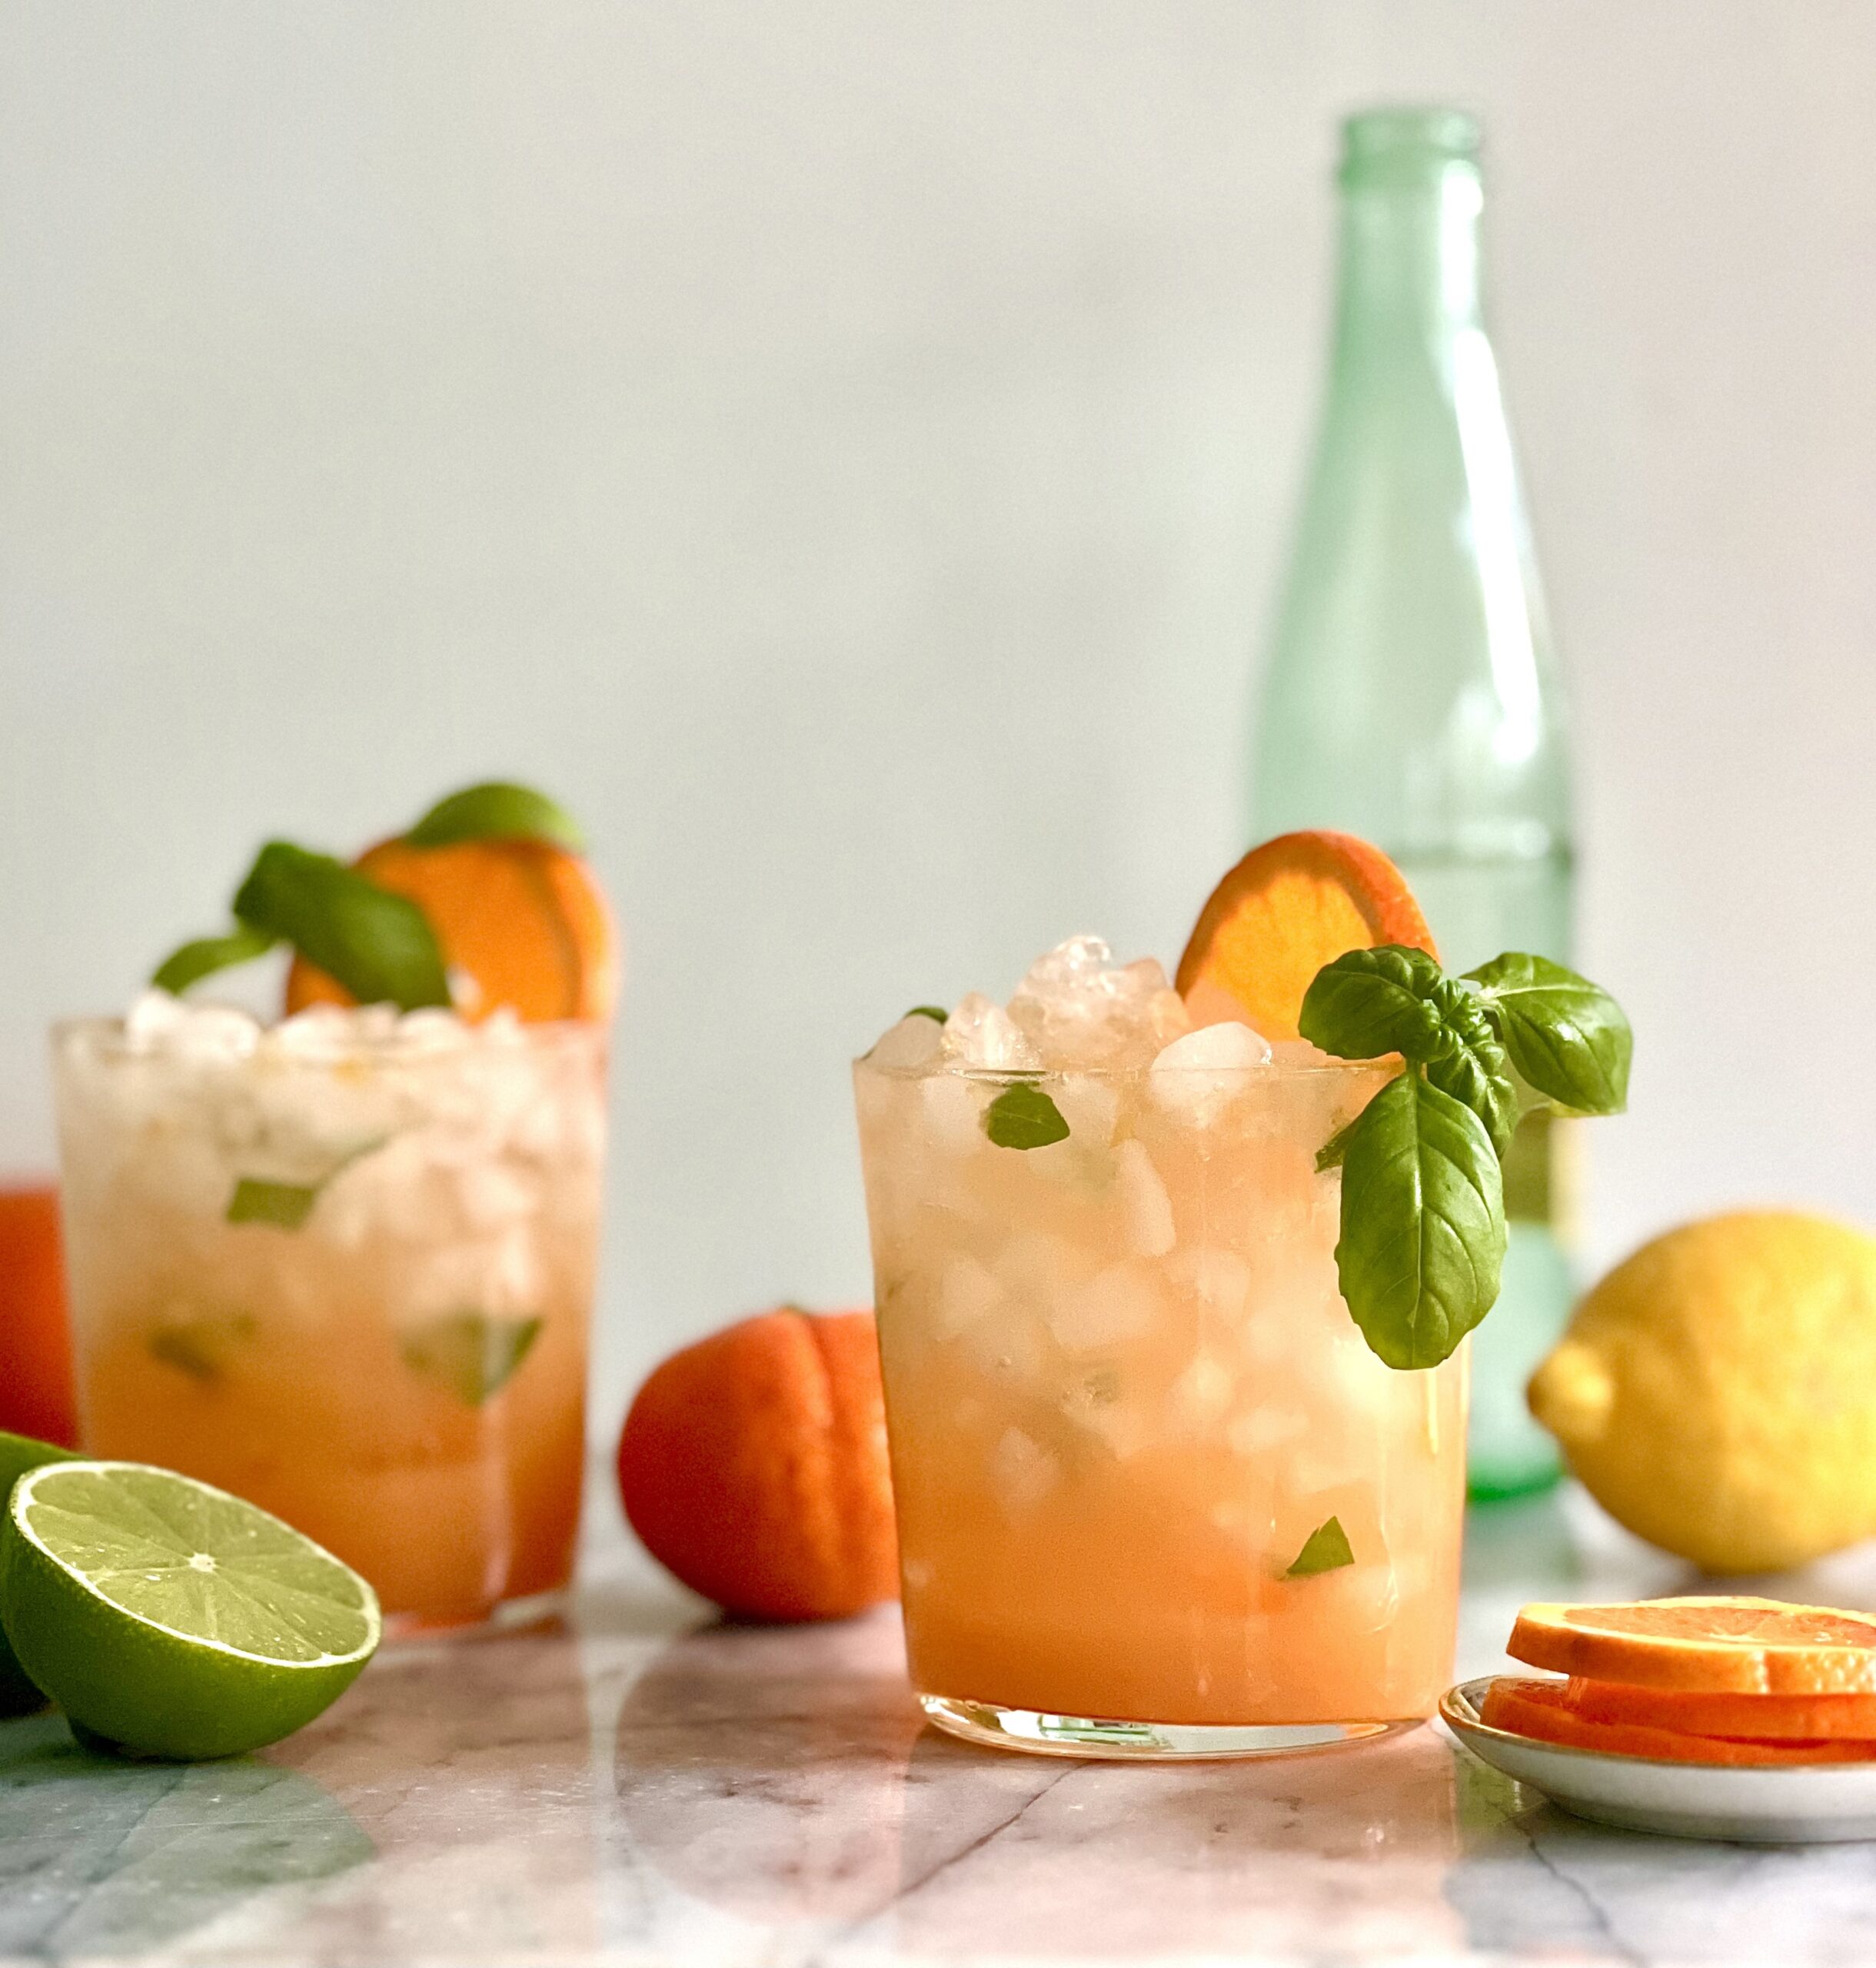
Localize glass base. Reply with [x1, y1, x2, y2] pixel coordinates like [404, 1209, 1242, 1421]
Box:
[381, 1584, 570, 1643]
[920, 1695, 1420, 1761]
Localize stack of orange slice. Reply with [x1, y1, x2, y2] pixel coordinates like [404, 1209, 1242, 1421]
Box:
[1479, 1598, 1876, 1766]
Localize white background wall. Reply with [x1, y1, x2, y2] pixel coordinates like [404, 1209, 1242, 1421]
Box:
[3, 2, 1873, 1425]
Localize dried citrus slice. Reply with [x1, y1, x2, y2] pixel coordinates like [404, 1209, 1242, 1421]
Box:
[1479, 1677, 1870, 1765]
[1175, 830, 1436, 1042]
[1508, 1597, 1876, 1696]
[1564, 1677, 1876, 1742]
[285, 836, 618, 1025]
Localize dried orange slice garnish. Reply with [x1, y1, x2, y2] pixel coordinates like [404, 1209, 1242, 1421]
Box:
[1564, 1677, 1876, 1742]
[1479, 1677, 1870, 1765]
[285, 836, 618, 1025]
[1508, 1597, 1876, 1697]
[1175, 829, 1436, 1042]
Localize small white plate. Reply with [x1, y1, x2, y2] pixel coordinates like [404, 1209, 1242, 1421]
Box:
[1442, 1677, 1876, 1843]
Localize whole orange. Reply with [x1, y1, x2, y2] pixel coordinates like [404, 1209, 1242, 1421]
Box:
[617, 1308, 898, 1621]
[0, 1186, 77, 1447]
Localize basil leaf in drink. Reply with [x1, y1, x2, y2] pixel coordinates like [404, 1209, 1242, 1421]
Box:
[1299, 945, 1452, 1064]
[906, 1006, 949, 1023]
[224, 1138, 384, 1233]
[1286, 1515, 1355, 1577]
[1315, 1117, 1356, 1173]
[148, 1311, 257, 1382]
[226, 1178, 321, 1231]
[1463, 952, 1632, 1115]
[1335, 1067, 1505, 1370]
[983, 1082, 1069, 1151]
[151, 922, 278, 996]
[404, 782, 586, 853]
[401, 1313, 544, 1405]
[234, 842, 451, 1012]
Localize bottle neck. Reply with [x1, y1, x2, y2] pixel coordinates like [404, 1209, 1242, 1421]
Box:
[1328, 165, 1483, 391]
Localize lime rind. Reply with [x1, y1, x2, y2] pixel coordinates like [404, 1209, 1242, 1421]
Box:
[10, 1462, 379, 1670]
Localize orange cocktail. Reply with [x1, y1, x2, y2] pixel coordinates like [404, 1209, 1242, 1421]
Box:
[53, 995, 607, 1630]
[854, 939, 1467, 1757]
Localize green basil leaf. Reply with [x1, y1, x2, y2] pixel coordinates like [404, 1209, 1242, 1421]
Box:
[1299, 946, 1451, 1063]
[1286, 1515, 1355, 1577]
[1464, 952, 1632, 1115]
[234, 842, 451, 1012]
[1334, 1068, 1505, 1370]
[1315, 1118, 1356, 1173]
[150, 922, 278, 996]
[983, 1082, 1070, 1151]
[148, 1311, 257, 1383]
[401, 1313, 544, 1405]
[906, 1005, 949, 1023]
[226, 1178, 321, 1230]
[1422, 995, 1519, 1159]
[404, 782, 586, 853]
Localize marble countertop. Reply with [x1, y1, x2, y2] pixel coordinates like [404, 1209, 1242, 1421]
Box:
[8, 1488, 1876, 1968]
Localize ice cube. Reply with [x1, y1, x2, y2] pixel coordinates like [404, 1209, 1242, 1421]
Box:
[1114, 1139, 1176, 1257]
[943, 993, 1040, 1071]
[1228, 1406, 1309, 1456]
[124, 988, 188, 1046]
[1168, 1350, 1236, 1431]
[1016, 934, 1119, 996]
[1163, 1246, 1252, 1321]
[128, 996, 261, 1062]
[991, 1428, 1059, 1515]
[1050, 1260, 1162, 1352]
[1052, 1075, 1119, 1149]
[933, 1252, 1002, 1340]
[869, 1014, 945, 1072]
[1007, 939, 1187, 1069]
[920, 1072, 987, 1156]
[1148, 1020, 1272, 1127]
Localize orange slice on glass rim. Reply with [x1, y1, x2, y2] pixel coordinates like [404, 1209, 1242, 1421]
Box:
[1175, 829, 1437, 1042]
[1479, 1677, 1871, 1766]
[285, 836, 619, 1025]
[1508, 1598, 1876, 1697]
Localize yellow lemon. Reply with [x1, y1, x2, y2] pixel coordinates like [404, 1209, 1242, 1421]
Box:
[1529, 1211, 1876, 1573]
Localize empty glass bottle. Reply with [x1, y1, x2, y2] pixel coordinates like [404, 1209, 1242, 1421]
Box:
[1250, 107, 1575, 1499]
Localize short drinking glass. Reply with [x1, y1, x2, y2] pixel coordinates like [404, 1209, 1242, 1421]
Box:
[853, 1046, 1466, 1757]
[53, 1006, 607, 1632]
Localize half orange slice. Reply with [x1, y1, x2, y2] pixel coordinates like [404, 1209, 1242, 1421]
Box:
[1564, 1677, 1876, 1743]
[1175, 830, 1436, 1042]
[1508, 1598, 1876, 1697]
[1479, 1677, 1870, 1766]
[285, 836, 619, 1025]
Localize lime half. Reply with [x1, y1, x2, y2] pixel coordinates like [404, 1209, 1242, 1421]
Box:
[0, 1430, 80, 1717]
[1, 1461, 380, 1760]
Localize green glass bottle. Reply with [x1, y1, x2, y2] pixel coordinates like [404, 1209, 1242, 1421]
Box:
[1251, 107, 1575, 1499]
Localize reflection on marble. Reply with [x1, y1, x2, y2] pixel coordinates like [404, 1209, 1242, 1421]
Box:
[10, 1491, 1876, 1966]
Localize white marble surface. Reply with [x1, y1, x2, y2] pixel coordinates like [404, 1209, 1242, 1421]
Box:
[8, 1491, 1876, 1968]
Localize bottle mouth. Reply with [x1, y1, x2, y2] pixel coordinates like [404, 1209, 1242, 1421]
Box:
[1339, 106, 1480, 187]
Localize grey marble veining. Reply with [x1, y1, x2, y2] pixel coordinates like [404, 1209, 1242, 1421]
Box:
[7, 1491, 1876, 1967]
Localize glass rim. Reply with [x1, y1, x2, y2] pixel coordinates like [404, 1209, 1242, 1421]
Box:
[852, 1052, 1392, 1084]
[51, 1010, 607, 1065]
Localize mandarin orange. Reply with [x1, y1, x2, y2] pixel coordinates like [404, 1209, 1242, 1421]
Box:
[616, 1308, 898, 1622]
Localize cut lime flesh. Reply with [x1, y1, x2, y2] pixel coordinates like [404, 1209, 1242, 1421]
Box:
[2, 1461, 380, 1760]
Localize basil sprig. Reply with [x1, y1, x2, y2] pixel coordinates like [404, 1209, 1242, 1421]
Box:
[234, 843, 451, 1009]
[1300, 945, 1630, 1371]
[149, 780, 587, 1008]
